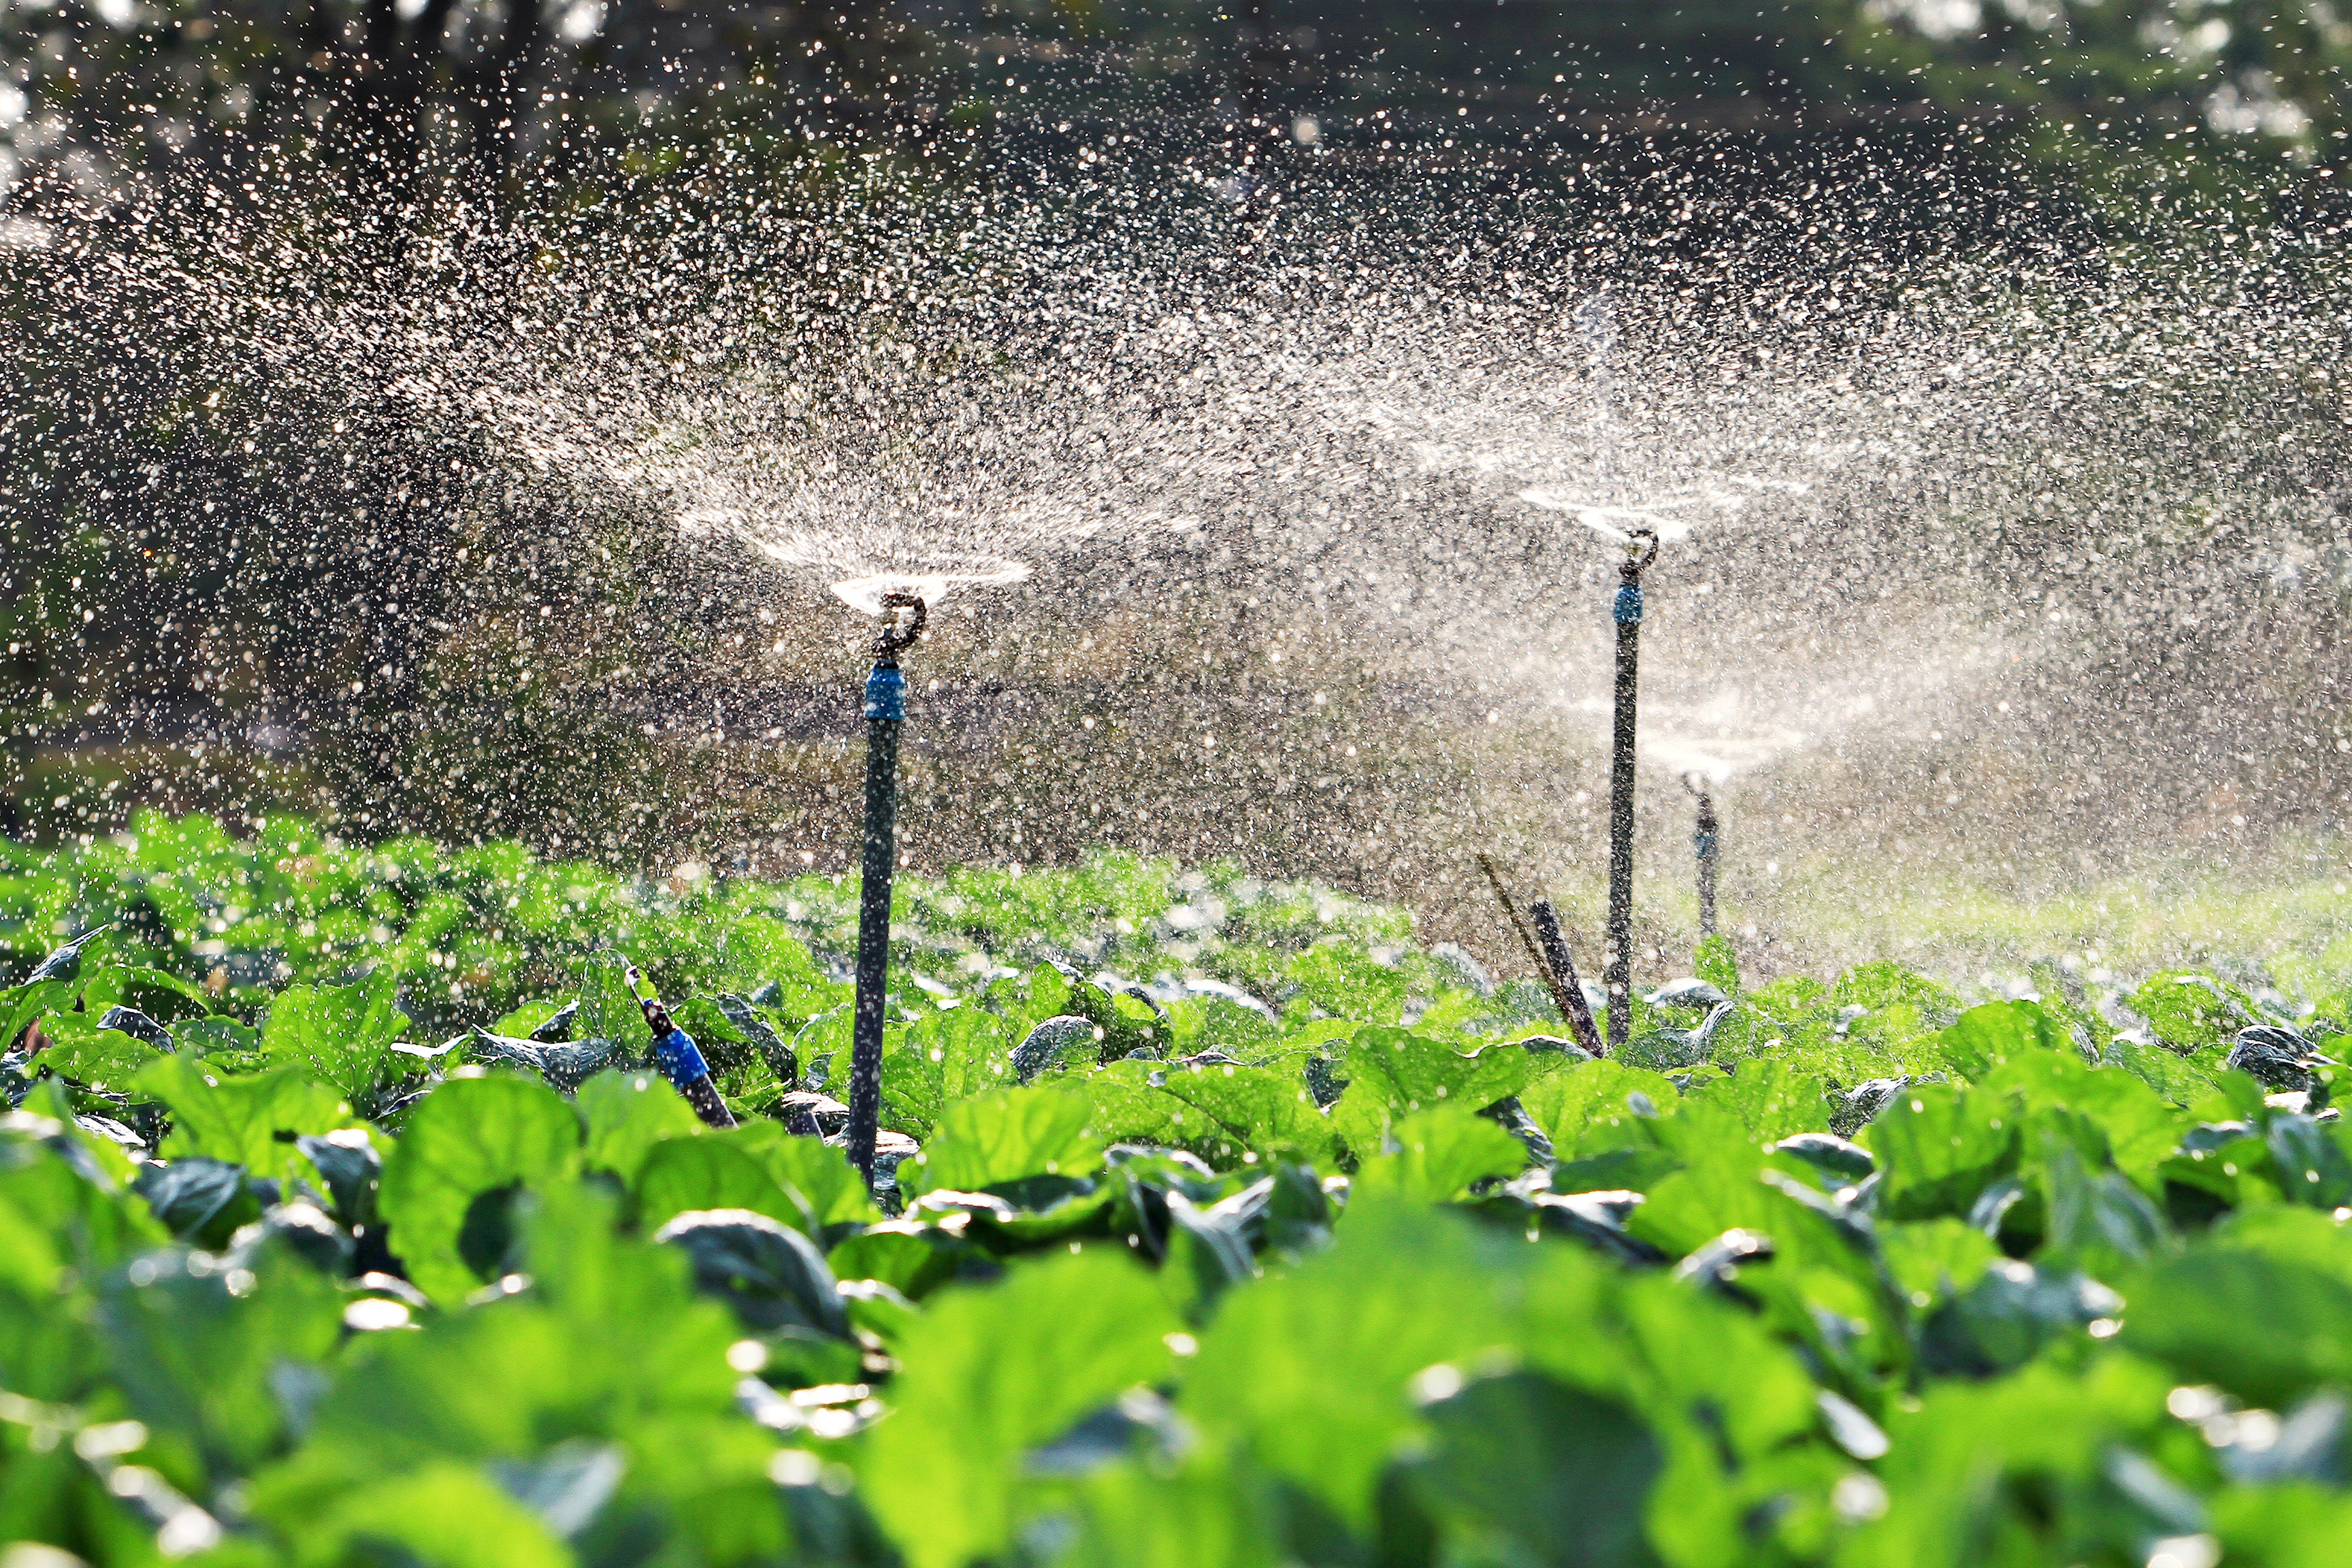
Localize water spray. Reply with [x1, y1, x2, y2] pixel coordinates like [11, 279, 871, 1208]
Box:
[1684, 774, 1719, 941]
[845, 592, 927, 1187]
[1604, 530, 1658, 1053]
[627, 964, 738, 1129]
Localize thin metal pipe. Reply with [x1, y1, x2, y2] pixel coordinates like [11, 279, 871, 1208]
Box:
[1688, 777, 1719, 940]
[845, 593, 924, 1187]
[1530, 899, 1607, 1058]
[1605, 549, 1647, 1052]
[1478, 852, 1582, 1036]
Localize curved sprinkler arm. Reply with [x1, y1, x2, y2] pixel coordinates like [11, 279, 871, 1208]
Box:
[1604, 529, 1657, 1054]
[845, 593, 926, 1188]
[1684, 774, 1720, 941]
[627, 963, 738, 1129]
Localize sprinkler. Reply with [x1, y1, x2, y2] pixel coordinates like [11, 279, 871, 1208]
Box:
[1604, 529, 1658, 1053]
[627, 964, 738, 1128]
[845, 591, 926, 1187]
[1684, 774, 1719, 940]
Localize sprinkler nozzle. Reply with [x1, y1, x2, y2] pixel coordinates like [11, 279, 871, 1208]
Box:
[872, 592, 927, 664]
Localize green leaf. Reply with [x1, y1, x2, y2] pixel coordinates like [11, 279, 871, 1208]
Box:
[574, 950, 646, 1045]
[35, 1011, 167, 1089]
[730, 1122, 879, 1228]
[1145, 1060, 1339, 1168]
[261, 966, 406, 1101]
[904, 1087, 1102, 1195]
[875, 1005, 1015, 1139]
[1863, 1083, 2020, 1222]
[1058, 1452, 1279, 1568]
[1180, 1196, 1526, 1532]
[1332, 1027, 1532, 1157]
[1286, 941, 1410, 1024]
[2212, 1482, 2352, 1564]
[95, 1245, 343, 1478]
[576, 1068, 704, 1184]
[1352, 1107, 1527, 1201]
[1980, 1049, 2183, 1189]
[1403, 1369, 1663, 1568]
[133, 1056, 361, 1187]
[855, 1251, 1179, 1568]
[2121, 1244, 2352, 1407]
[305, 1462, 574, 1568]
[1686, 1056, 1827, 1141]
[1926, 999, 2072, 1082]
[1880, 1218, 2002, 1307]
[1518, 1060, 1679, 1157]
[1693, 934, 1741, 996]
[376, 1076, 583, 1303]
[2128, 970, 2260, 1054]
[653, 1208, 847, 1337]
[635, 1135, 802, 1234]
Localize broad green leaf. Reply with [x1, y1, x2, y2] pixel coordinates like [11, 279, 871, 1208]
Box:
[1352, 1107, 1527, 1201]
[856, 1251, 1178, 1568]
[95, 1245, 343, 1479]
[1926, 999, 2072, 1082]
[35, 1011, 166, 1088]
[1287, 941, 1409, 1024]
[261, 966, 406, 1101]
[1831, 961, 1961, 1023]
[874, 1006, 1016, 1139]
[1978, 1049, 2183, 1189]
[2110, 1033, 2220, 1106]
[636, 1136, 803, 1232]
[1839, 1356, 2172, 1568]
[1687, 1056, 1827, 1141]
[1881, 1218, 2002, 1307]
[304, 1462, 574, 1568]
[133, 1057, 361, 1187]
[1863, 1083, 2019, 1222]
[576, 1068, 704, 1183]
[1518, 1060, 1679, 1156]
[1147, 1060, 1339, 1168]
[1332, 1027, 1532, 1156]
[1059, 1453, 1279, 1568]
[2127, 970, 2259, 1054]
[1402, 1370, 1662, 1568]
[1181, 1196, 1527, 1531]
[715, 915, 849, 1023]
[2212, 1483, 2352, 1565]
[1693, 935, 1741, 996]
[904, 1087, 1102, 1195]
[575, 951, 647, 1046]
[376, 1076, 583, 1303]
[731, 1122, 879, 1228]
[2121, 1244, 2352, 1407]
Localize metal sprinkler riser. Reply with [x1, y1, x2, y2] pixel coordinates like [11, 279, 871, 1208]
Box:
[1604, 532, 1656, 1054]
[845, 592, 926, 1188]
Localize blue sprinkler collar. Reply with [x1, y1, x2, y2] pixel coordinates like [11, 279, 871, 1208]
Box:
[650, 1027, 711, 1090]
[1612, 583, 1644, 625]
[863, 664, 907, 722]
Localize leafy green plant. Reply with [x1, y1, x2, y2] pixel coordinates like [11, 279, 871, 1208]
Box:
[3, 815, 2352, 1568]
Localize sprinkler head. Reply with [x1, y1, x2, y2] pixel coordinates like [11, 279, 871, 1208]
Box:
[871, 592, 927, 665]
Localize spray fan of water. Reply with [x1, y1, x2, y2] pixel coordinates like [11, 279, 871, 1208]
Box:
[6, 140, 2349, 977]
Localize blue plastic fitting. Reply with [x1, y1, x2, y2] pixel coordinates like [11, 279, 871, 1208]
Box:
[863, 664, 907, 722]
[650, 1027, 711, 1089]
[1613, 583, 1644, 626]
